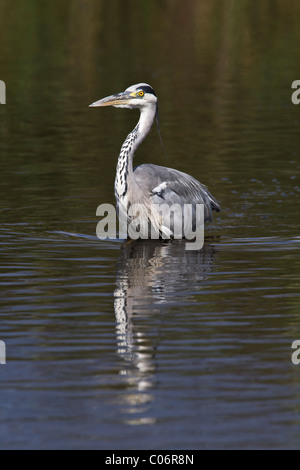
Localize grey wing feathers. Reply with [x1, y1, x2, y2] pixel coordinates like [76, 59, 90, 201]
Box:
[133, 163, 220, 222]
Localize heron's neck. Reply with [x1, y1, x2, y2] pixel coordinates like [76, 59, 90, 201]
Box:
[115, 105, 156, 202]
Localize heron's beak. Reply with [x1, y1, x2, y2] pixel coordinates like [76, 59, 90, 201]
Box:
[89, 91, 133, 107]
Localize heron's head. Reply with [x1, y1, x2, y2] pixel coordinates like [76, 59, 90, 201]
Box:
[89, 83, 157, 110]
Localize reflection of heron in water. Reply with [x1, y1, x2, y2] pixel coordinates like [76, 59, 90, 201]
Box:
[113, 239, 216, 414]
[90, 83, 220, 238]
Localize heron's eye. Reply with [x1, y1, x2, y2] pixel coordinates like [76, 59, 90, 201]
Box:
[138, 91, 144, 97]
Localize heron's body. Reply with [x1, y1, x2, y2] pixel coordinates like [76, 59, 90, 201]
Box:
[90, 83, 220, 238]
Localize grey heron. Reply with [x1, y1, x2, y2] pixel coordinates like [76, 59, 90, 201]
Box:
[89, 83, 220, 239]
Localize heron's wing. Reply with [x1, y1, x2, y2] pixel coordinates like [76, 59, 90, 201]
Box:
[133, 163, 220, 222]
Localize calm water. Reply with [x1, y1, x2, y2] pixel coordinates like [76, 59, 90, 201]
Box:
[1, 0, 300, 449]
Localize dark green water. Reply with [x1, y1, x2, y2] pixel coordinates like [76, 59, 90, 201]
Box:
[1, 0, 300, 449]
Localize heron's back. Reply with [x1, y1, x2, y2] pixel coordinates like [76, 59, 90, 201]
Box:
[133, 163, 220, 222]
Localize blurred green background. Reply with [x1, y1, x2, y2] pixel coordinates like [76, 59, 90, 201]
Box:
[1, 0, 300, 237]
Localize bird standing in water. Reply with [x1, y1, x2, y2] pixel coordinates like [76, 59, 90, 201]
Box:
[89, 83, 220, 238]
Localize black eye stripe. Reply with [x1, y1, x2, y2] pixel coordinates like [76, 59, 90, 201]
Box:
[137, 85, 156, 96]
